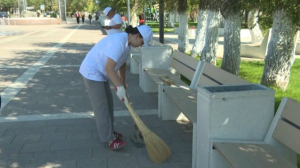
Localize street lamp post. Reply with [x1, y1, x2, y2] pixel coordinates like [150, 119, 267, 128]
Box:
[127, 0, 131, 24]
[159, 0, 164, 43]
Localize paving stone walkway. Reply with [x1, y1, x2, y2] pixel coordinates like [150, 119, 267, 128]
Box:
[0, 18, 193, 168]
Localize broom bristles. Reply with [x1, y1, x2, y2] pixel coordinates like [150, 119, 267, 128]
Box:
[125, 103, 171, 164]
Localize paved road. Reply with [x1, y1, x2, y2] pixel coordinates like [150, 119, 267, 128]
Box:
[0, 19, 192, 168]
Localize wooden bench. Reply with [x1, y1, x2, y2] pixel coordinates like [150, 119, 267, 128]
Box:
[211, 98, 299, 168]
[159, 62, 251, 168]
[241, 30, 299, 58]
[240, 29, 271, 59]
[159, 61, 250, 121]
[140, 50, 203, 92]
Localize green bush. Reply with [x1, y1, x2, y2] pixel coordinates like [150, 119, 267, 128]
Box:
[50, 13, 57, 18]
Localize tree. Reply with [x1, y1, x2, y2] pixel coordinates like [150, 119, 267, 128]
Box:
[26, 0, 43, 10]
[130, 0, 140, 27]
[220, 0, 241, 75]
[166, 0, 177, 27]
[97, 0, 154, 26]
[248, 9, 263, 44]
[260, 0, 300, 90]
[200, 0, 221, 65]
[177, 0, 189, 53]
[190, 0, 209, 58]
[0, 0, 17, 13]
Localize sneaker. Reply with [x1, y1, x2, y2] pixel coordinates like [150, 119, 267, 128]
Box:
[109, 138, 127, 150]
[113, 131, 123, 139]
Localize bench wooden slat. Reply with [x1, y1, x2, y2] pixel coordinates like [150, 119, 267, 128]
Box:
[213, 142, 297, 168]
[200, 63, 250, 87]
[144, 69, 188, 87]
[170, 59, 195, 81]
[163, 87, 197, 123]
[170, 50, 199, 81]
[281, 98, 300, 127]
[198, 75, 221, 87]
[273, 119, 300, 154]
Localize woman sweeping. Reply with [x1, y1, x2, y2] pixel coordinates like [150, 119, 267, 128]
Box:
[79, 25, 153, 150]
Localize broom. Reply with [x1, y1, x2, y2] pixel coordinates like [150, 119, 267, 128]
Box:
[124, 101, 171, 164]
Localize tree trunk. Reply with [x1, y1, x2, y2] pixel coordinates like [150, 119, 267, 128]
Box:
[130, 0, 139, 27]
[177, 0, 189, 53]
[191, 9, 208, 58]
[248, 10, 263, 44]
[221, 12, 241, 75]
[261, 10, 298, 90]
[200, 10, 221, 65]
[167, 7, 176, 27]
[178, 12, 189, 52]
[130, 13, 138, 27]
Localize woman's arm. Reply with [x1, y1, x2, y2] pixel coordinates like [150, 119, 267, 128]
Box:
[118, 62, 127, 88]
[105, 57, 122, 86]
[105, 57, 128, 104]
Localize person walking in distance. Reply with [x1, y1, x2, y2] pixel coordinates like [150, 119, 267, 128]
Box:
[139, 11, 145, 25]
[79, 25, 153, 150]
[81, 12, 85, 23]
[88, 13, 92, 25]
[75, 11, 80, 24]
[103, 7, 123, 35]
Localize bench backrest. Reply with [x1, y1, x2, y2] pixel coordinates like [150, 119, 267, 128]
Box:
[273, 98, 300, 154]
[168, 52, 250, 89]
[261, 28, 272, 50]
[197, 62, 250, 87]
[169, 50, 199, 81]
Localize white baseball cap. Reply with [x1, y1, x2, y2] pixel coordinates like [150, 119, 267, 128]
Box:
[137, 25, 153, 48]
[103, 7, 112, 16]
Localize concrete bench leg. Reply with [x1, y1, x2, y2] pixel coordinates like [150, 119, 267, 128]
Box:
[126, 54, 130, 65]
[210, 148, 232, 168]
[130, 54, 139, 74]
[158, 84, 163, 118]
[192, 122, 197, 168]
[139, 63, 143, 88]
[140, 71, 159, 92]
[159, 85, 182, 120]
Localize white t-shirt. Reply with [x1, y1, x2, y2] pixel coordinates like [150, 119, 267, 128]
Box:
[79, 32, 131, 81]
[107, 14, 123, 35]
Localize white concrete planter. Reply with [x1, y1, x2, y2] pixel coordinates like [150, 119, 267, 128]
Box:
[196, 84, 275, 167]
[139, 45, 173, 92]
[197, 84, 275, 140]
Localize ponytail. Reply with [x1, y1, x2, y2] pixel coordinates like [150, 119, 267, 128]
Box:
[125, 25, 141, 35]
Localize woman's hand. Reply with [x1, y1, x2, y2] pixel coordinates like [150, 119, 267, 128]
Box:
[115, 86, 129, 104]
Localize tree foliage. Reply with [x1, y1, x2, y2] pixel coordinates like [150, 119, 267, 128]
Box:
[258, 0, 300, 30]
[26, 0, 42, 10]
[97, 0, 154, 14]
[0, 0, 17, 12]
